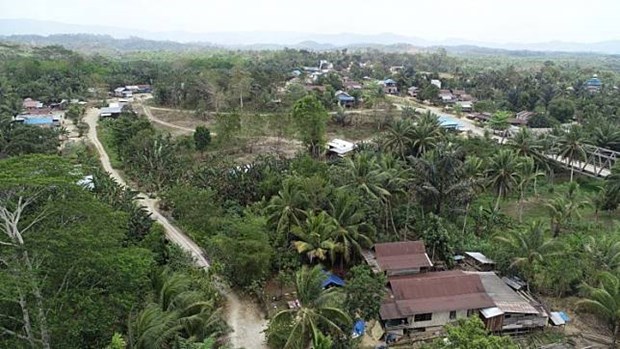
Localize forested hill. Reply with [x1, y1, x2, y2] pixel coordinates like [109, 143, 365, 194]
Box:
[3, 33, 620, 59]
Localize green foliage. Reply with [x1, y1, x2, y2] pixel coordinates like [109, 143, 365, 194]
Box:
[548, 98, 575, 123]
[424, 317, 518, 349]
[291, 95, 329, 158]
[193, 126, 211, 151]
[208, 214, 274, 288]
[107, 333, 127, 349]
[266, 265, 351, 349]
[343, 265, 386, 320]
[578, 272, 620, 347]
[418, 84, 439, 101]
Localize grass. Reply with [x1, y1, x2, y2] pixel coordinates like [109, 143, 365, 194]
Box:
[96, 121, 123, 169]
[496, 175, 620, 229]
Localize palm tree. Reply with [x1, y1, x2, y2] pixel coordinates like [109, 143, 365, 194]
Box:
[291, 211, 339, 264]
[584, 235, 620, 273]
[516, 157, 545, 221]
[509, 127, 545, 162]
[485, 149, 521, 210]
[409, 112, 444, 156]
[495, 221, 561, 291]
[328, 190, 374, 266]
[267, 266, 351, 349]
[380, 119, 414, 159]
[461, 155, 485, 234]
[578, 272, 620, 348]
[591, 123, 620, 151]
[340, 151, 391, 203]
[556, 125, 588, 182]
[128, 270, 223, 349]
[488, 111, 511, 144]
[545, 183, 590, 236]
[267, 179, 308, 236]
[409, 144, 473, 216]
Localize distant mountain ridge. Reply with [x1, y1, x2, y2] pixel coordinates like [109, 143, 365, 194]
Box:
[1, 18, 620, 54]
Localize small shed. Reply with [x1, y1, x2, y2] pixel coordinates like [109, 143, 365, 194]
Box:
[465, 252, 495, 271]
[327, 139, 356, 157]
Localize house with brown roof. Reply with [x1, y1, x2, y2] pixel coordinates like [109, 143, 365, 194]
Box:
[380, 271, 495, 333]
[23, 98, 43, 110]
[362, 241, 433, 276]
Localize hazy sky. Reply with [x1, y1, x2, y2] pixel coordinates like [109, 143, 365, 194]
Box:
[2, 0, 619, 43]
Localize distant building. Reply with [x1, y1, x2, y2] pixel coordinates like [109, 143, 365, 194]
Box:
[464, 252, 496, 272]
[13, 114, 60, 128]
[23, 98, 43, 110]
[114, 87, 126, 97]
[585, 74, 602, 93]
[456, 101, 473, 112]
[383, 79, 398, 95]
[335, 90, 355, 107]
[408, 86, 419, 97]
[430, 79, 442, 89]
[438, 90, 456, 104]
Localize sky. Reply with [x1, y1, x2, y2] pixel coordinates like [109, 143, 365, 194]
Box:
[1, 0, 620, 43]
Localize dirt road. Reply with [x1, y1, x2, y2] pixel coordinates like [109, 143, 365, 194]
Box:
[84, 108, 267, 349]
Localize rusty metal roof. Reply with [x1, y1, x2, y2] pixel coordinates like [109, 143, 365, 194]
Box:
[380, 271, 495, 320]
[465, 272, 541, 315]
[373, 241, 432, 271]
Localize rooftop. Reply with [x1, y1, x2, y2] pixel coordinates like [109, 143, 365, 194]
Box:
[381, 270, 495, 319]
[466, 272, 541, 315]
[465, 252, 495, 265]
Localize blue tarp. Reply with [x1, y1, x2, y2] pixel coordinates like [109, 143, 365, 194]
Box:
[352, 320, 365, 338]
[559, 311, 570, 322]
[322, 271, 345, 288]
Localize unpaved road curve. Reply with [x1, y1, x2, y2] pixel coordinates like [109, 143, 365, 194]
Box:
[141, 104, 195, 133]
[84, 108, 267, 349]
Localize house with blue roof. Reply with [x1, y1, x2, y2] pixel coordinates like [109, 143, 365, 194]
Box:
[383, 79, 398, 95]
[585, 74, 602, 93]
[335, 90, 355, 107]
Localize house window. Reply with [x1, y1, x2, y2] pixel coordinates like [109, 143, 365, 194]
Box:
[449, 311, 457, 320]
[414, 313, 432, 322]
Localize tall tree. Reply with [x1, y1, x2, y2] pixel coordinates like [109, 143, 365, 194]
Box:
[485, 149, 520, 210]
[266, 266, 351, 349]
[556, 125, 588, 182]
[291, 95, 329, 158]
[291, 211, 339, 264]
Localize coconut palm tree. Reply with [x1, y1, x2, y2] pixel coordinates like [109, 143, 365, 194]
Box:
[267, 179, 308, 235]
[516, 157, 545, 221]
[488, 111, 511, 143]
[461, 155, 486, 234]
[495, 221, 561, 291]
[380, 119, 414, 159]
[485, 149, 521, 210]
[328, 190, 374, 266]
[509, 127, 545, 163]
[409, 144, 473, 216]
[545, 183, 590, 236]
[556, 125, 588, 182]
[267, 265, 351, 349]
[340, 151, 391, 203]
[128, 270, 223, 349]
[584, 235, 620, 273]
[409, 111, 444, 157]
[591, 123, 620, 151]
[291, 211, 340, 264]
[578, 272, 620, 348]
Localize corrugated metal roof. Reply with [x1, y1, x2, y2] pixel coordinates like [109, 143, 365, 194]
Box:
[481, 307, 504, 318]
[374, 241, 432, 271]
[375, 241, 426, 257]
[380, 271, 494, 320]
[467, 272, 540, 315]
[465, 252, 495, 265]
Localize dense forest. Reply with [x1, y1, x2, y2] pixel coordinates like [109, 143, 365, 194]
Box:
[2, 41, 620, 348]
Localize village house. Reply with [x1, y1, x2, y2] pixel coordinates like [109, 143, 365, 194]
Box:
[585, 74, 602, 93]
[516, 111, 535, 123]
[430, 79, 442, 89]
[23, 98, 44, 110]
[380, 271, 495, 334]
[335, 91, 355, 108]
[343, 79, 362, 91]
[389, 66, 405, 74]
[456, 101, 473, 112]
[13, 114, 61, 128]
[438, 90, 456, 104]
[383, 79, 398, 95]
[464, 252, 496, 272]
[407, 86, 419, 98]
[363, 241, 433, 276]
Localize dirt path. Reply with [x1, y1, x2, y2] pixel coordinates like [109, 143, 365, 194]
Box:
[141, 105, 196, 133]
[84, 108, 267, 349]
